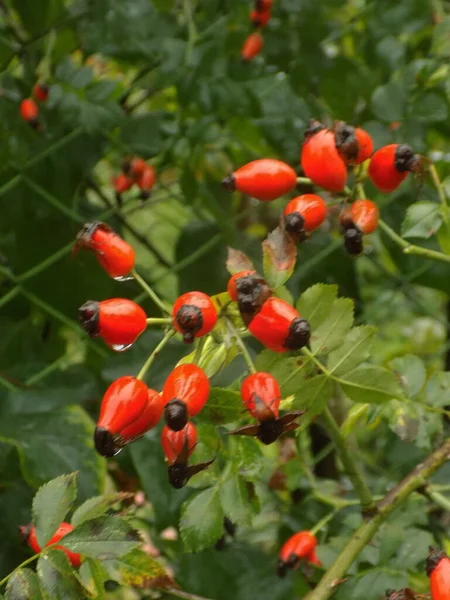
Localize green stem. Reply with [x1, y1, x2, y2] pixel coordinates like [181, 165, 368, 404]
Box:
[379, 219, 450, 264]
[136, 330, 176, 381]
[428, 490, 450, 513]
[225, 319, 256, 374]
[355, 183, 366, 199]
[296, 177, 313, 185]
[0, 552, 41, 588]
[429, 163, 449, 225]
[310, 508, 340, 537]
[146, 317, 172, 326]
[304, 437, 450, 600]
[193, 336, 207, 365]
[322, 407, 375, 514]
[132, 269, 171, 314]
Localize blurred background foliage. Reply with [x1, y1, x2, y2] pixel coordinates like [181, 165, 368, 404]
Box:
[0, 0, 450, 598]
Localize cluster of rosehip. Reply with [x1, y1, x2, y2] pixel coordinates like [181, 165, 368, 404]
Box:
[222, 118, 422, 256]
[241, 0, 272, 61]
[19, 83, 49, 130]
[113, 156, 156, 204]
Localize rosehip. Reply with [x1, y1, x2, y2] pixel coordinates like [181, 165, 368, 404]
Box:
[19, 523, 81, 567]
[95, 377, 163, 457]
[162, 364, 210, 431]
[20, 98, 39, 126]
[222, 159, 297, 202]
[137, 165, 156, 201]
[73, 222, 135, 280]
[353, 128, 374, 164]
[368, 144, 421, 193]
[33, 83, 49, 102]
[122, 157, 148, 180]
[78, 298, 147, 350]
[301, 129, 347, 192]
[304, 119, 326, 142]
[248, 297, 310, 352]
[427, 547, 450, 600]
[334, 122, 373, 165]
[172, 291, 218, 344]
[241, 32, 264, 61]
[340, 199, 379, 256]
[227, 270, 272, 326]
[250, 8, 271, 27]
[308, 549, 322, 567]
[114, 174, 134, 194]
[277, 531, 318, 577]
[284, 194, 327, 243]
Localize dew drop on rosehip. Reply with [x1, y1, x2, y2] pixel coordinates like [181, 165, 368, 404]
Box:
[113, 447, 122, 456]
[113, 274, 134, 282]
[111, 343, 133, 352]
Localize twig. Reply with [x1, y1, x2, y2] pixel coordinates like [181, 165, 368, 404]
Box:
[379, 219, 450, 264]
[136, 330, 176, 380]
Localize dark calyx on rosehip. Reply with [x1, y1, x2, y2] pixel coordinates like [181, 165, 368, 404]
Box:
[236, 273, 271, 325]
[284, 318, 311, 350]
[78, 300, 100, 337]
[164, 399, 188, 431]
[277, 553, 298, 578]
[334, 121, 359, 162]
[168, 458, 215, 489]
[284, 212, 307, 243]
[394, 144, 421, 173]
[175, 304, 203, 344]
[304, 119, 325, 141]
[94, 427, 117, 458]
[426, 545, 447, 576]
[221, 173, 236, 192]
[344, 228, 364, 256]
[228, 411, 304, 445]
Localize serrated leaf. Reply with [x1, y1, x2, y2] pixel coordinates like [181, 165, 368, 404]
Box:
[328, 326, 376, 376]
[180, 487, 224, 552]
[221, 468, 252, 526]
[262, 227, 297, 288]
[229, 436, 265, 481]
[37, 550, 86, 600]
[71, 493, 133, 528]
[339, 366, 404, 404]
[32, 473, 77, 547]
[102, 549, 174, 589]
[386, 400, 442, 449]
[390, 355, 426, 398]
[401, 201, 442, 239]
[61, 516, 140, 559]
[426, 371, 450, 408]
[226, 247, 255, 275]
[78, 559, 109, 598]
[309, 298, 354, 355]
[297, 284, 338, 329]
[5, 569, 43, 600]
[290, 375, 333, 424]
[200, 388, 243, 425]
[256, 350, 314, 392]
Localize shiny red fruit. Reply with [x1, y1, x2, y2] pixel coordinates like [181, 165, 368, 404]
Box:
[284, 194, 327, 242]
[368, 144, 420, 193]
[95, 377, 162, 457]
[162, 364, 210, 431]
[241, 372, 281, 421]
[277, 531, 317, 577]
[33, 83, 49, 102]
[248, 297, 310, 352]
[20, 98, 39, 123]
[20, 523, 81, 567]
[222, 159, 297, 202]
[353, 128, 373, 164]
[78, 298, 147, 350]
[172, 291, 218, 344]
[123, 157, 148, 180]
[250, 8, 271, 27]
[301, 129, 347, 192]
[227, 271, 272, 326]
[241, 32, 264, 61]
[114, 173, 134, 194]
[350, 199, 379, 234]
[161, 422, 197, 465]
[427, 548, 450, 600]
[334, 122, 373, 166]
[73, 222, 135, 279]
[227, 270, 256, 302]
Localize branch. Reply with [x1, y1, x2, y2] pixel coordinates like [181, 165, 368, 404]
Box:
[304, 437, 450, 600]
[379, 219, 450, 264]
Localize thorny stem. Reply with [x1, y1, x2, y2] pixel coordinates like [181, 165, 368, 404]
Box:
[225, 319, 257, 374]
[136, 330, 176, 381]
[304, 437, 450, 600]
[379, 219, 450, 264]
[132, 269, 171, 314]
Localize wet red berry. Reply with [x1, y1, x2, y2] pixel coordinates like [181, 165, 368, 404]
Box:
[250, 8, 271, 27]
[241, 32, 264, 61]
[284, 194, 327, 242]
[78, 298, 147, 350]
[73, 222, 135, 279]
[248, 297, 310, 352]
[95, 377, 162, 457]
[222, 159, 297, 202]
[19, 523, 81, 567]
[114, 174, 134, 194]
[368, 144, 421, 193]
[227, 271, 272, 326]
[301, 129, 347, 192]
[161, 422, 197, 465]
[241, 372, 281, 420]
[172, 291, 218, 344]
[427, 547, 450, 600]
[162, 364, 210, 431]
[277, 531, 318, 577]
[20, 98, 39, 125]
[33, 83, 49, 103]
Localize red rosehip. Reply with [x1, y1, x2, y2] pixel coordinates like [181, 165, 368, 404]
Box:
[353, 128, 373, 164]
[122, 157, 148, 180]
[248, 297, 310, 352]
[33, 83, 49, 103]
[78, 298, 147, 351]
[241, 32, 264, 61]
[137, 165, 156, 199]
[162, 364, 210, 431]
[113, 173, 134, 194]
[227, 271, 272, 326]
[20, 98, 39, 126]
[308, 549, 322, 567]
[172, 291, 218, 344]
[241, 372, 281, 421]
[284, 194, 327, 242]
[95, 377, 162, 457]
[339, 199, 378, 256]
[301, 129, 347, 192]
[256, 0, 272, 9]
[161, 422, 197, 465]
[19, 523, 81, 567]
[73, 222, 135, 280]
[222, 159, 297, 202]
[368, 144, 421, 193]
[250, 8, 271, 27]
[333, 122, 373, 166]
[427, 547, 450, 600]
[277, 531, 318, 577]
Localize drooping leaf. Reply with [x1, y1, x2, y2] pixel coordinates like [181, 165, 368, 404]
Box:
[37, 550, 86, 600]
[5, 569, 43, 600]
[262, 227, 297, 288]
[180, 487, 224, 552]
[71, 493, 134, 528]
[401, 201, 442, 239]
[339, 366, 404, 404]
[226, 247, 255, 275]
[102, 549, 174, 590]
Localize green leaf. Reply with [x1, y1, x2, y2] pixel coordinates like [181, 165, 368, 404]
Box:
[296, 284, 338, 330]
[180, 487, 224, 552]
[229, 437, 265, 481]
[412, 93, 448, 123]
[200, 388, 243, 425]
[78, 559, 109, 598]
[102, 549, 174, 589]
[390, 354, 426, 398]
[401, 201, 443, 239]
[290, 375, 333, 423]
[339, 366, 404, 404]
[220, 467, 252, 526]
[32, 473, 77, 547]
[71, 493, 133, 528]
[262, 227, 297, 288]
[328, 326, 376, 376]
[431, 16, 450, 57]
[371, 81, 406, 122]
[426, 371, 450, 408]
[387, 400, 442, 449]
[61, 516, 140, 559]
[391, 529, 434, 569]
[37, 550, 86, 600]
[5, 569, 42, 600]
[334, 568, 407, 600]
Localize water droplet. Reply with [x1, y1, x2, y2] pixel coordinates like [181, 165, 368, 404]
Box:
[111, 343, 133, 352]
[113, 274, 134, 282]
[113, 447, 122, 457]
